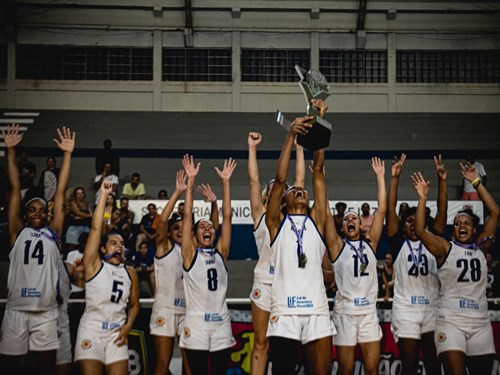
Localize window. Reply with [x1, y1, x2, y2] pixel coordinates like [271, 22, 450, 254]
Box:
[0, 44, 7, 79]
[16, 45, 153, 80]
[163, 48, 232, 81]
[241, 49, 310, 82]
[320, 50, 387, 83]
[397, 50, 500, 83]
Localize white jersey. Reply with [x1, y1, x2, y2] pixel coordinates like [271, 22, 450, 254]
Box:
[153, 242, 185, 312]
[57, 260, 72, 330]
[80, 261, 131, 330]
[393, 239, 440, 310]
[333, 239, 378, 314]
[438, 242, 488, 319]
[183, 249, 230, 329]
[270, 214, 329, 316]
[66, 249, 85, 293]
[253, 213, 274, 284]
[7, 226, 61, 311]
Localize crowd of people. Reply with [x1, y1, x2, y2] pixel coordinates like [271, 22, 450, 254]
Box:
[0, 101, 498, 375]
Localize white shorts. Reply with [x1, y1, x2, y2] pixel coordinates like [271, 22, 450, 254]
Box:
[332, 311, 382, 346]
[391, 308, 436, 342]
[435, 314, 495, 356]
[0, 308, 59, 355]
[150, 308, 185, 337]
[266, 314, 335, 344]
[74, 324, 129, 365]
[249, 282, 272, 312]
[180, 321, 235, 352]
[56, 324, 72, 365]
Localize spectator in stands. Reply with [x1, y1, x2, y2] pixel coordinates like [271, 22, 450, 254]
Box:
[135, 203, 160, 251]
[103, 193, 117, 227]
[381, 252, 395, 302]
[122, 172, 146, 200]
[38, 156, 60, 201]
[360, 202, 374, 233]
[93, 162, 118, 205]
[486, 252, 500, 299]
[95, 138, 120, 176]
[118, 197, 134, 240]
[130, 241, 155, 297]
[66, 232, 89, 297]
[17, 151, 36, 196]
[397, 201, 409, 227]
[334, 201, 347, 236]
[412, 161, 498, 375]
[386, 154, 445, 375]
[157, 189, 168, 200]
[460, 154, 487, 200]
[66, 187, 93, 251]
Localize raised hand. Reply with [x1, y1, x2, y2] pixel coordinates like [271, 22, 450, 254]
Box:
[182, 154, 200, 179]
[53, 126, 76, 153]
[411, 172, 430, 200]
[434, 154, 447, 181]
[176, 169, 188, 193]
[290, 116, 313, 136]
[371, 157, 385, 177]
[310, 99, 329, 118]
[248, 132, 262, 147]
[391, 153, 406, 177]
[460, 162, 479, 182]
[197, 183, 217, 202]
[215, 157, 237, 181]
[2, 124, 23, 149]
[100, 180, 114, 197]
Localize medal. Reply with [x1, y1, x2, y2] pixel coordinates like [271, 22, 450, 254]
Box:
[345, 239, 368, 272]
[299, 254, 307, 268]
[360, 262, 367, 273]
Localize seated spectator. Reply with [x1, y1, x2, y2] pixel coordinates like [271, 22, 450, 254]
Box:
[334, 201, 347, 236]
[397, 201, 409, 227]
[95, 138, 120, 176]
[360, 202, 374, 233]
[460, 154, 487, 200]
[130, 241, 155, 297]
[66, 187, 93, 251]
[486, 252, 500, 298]
[38, 156, 60, 201]
[382, 252, 395, 302]
[122, 172, 146, 200]
[17, 151, 36, 196]
[117, 197, 134, 243]
[93, 162, 119, 205]
[103, 193, 117, 226]
[157, 189, 168, 200]
[104, 207, 132, 243]
[135, 203, 160, 251]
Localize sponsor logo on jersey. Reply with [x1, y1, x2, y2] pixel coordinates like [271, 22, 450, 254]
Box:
[459, 299, 480, 310]
[112, 271, 125, 279]
[437, 332, 446, 342]
[81, 339, 92, 349]
[174, 298, 186, 307]
[287, 296, 314, 308]
[270, 316, 279, 324]
[269, 266, 275, 275]
[252, 288, 262, 299]
[184, 327, 191, 338]
[354, 297, 370, 307]
[156, 316, 165, 326]
[21, 288, 42, 298]
[204, 313, 223, 322]
[205, 259, 215, 265]
[102, 321, 121, 330]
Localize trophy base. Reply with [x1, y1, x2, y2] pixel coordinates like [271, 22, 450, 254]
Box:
[297, 116, 332, 151]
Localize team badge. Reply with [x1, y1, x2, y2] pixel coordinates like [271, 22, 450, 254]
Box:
[253, 288, 262, 299]
[184, 327, 191, 338]
[270, 316, 279, 324]
[156, 316, 166, 326]
[437, 332, 447, 342]
[81, 339, 92, 349]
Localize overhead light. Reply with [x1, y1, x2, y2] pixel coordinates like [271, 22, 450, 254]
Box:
[0, 119, 34, 124]
[4, 112, 39, 117]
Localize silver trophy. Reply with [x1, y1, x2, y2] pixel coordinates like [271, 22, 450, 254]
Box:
[295, 65, 332, 151]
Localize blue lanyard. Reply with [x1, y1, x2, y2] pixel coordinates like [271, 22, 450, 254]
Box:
[405, 239, 423, 267]
[345, 239, 367, 265]
[287, 215, 308, 268]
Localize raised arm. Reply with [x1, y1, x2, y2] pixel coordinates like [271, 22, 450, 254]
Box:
[266, 117, 313, 240]
[247, 132, 266, 224]
[197, 183, 219, 232]
[387, 154, 406, 238]
[83, 181, 113, 279]
[433, 154, 448, 234]
[293, 140, 306, 188]
[3, 124, 24, 244]
[366, 157, 387, 250]
[215, 158, 237, 261]
[181, 154, 200, 268]
[310, 149, 327, 234]
[156, 170, 187, 256]
[461, 162, 499, 251]
[51, 127, 75, 237]
[412, 172, 450, 265]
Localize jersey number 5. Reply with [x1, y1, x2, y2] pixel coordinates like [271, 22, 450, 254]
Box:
[111, 280, 124, 303]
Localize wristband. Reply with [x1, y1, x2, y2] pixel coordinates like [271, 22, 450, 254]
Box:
[471, 178, 481, 189]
